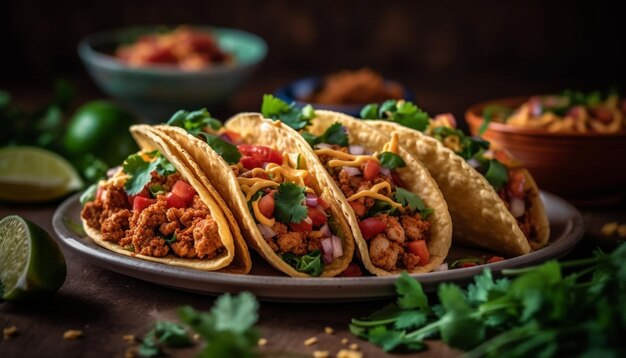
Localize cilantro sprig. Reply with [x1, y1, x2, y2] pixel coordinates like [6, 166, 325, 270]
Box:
[166, 108, 222, 135]
[261, 94, 315, 130]
[351, 245, 626, 357]
[379, 152, 406, 169]
[394, 188, 432, 217]
[138, 292, 260, 358]
[123, 151, 177, 195]
[302, 122, 349, 147]
[274, 182, 308, 224]
[199, 133, 242, 165]
[361, 100, 430, 131]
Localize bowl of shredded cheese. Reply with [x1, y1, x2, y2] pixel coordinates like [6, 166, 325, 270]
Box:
[465, 91, 626, 204]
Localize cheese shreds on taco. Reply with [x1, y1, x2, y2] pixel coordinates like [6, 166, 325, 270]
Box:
[154, 110, 355, 277]
[360, 100, 549, 256]
[260, 96, 453, 276]
[80, 126, 251, 273]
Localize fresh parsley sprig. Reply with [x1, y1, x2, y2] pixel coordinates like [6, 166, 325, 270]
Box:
[123, 151, 177, 195]
[351, 245, 626, 357]
[361, 100, 430, 132]
[261, 94, 315, 131]
[274, 182, 308, 224]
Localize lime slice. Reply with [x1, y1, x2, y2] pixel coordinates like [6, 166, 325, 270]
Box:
[0, 146, 83, 202]
[0, 215, 66, 301]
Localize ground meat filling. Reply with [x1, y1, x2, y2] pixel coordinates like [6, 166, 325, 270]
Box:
[318, 147, 431, 271]
[81, 177, 224, 260]
[263, 221, 323, 256]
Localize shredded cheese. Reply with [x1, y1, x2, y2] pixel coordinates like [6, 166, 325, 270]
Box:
[252, 199, 276, 227]
[346, 182, 402, 208]
[382, 132, 400, 154]
[237, 177, 279, 200]
[315, 148, 379, 168]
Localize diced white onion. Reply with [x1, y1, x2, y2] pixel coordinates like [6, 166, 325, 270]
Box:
[509, 197, 525, 218]
[304, 216, 313, 225]
[331, 235, 343, 259]
[380, 167, 392, 178]
[321, 238, 334, 264]
[434, 263, 449, 271]
[320, 223, 332, 238]
[467, 158, 481, 170]
[107, 166, 121, 178]
[349, 145, 365, 155]
[315, 143, 333, 149]
[256, 223, 276, 240]
[342, 166, 362, 176]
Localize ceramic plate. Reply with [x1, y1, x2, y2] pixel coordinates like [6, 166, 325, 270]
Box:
[52, 192, 584, 302]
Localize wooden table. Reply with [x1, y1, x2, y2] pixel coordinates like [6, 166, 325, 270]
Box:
[2, 78, 625, 358]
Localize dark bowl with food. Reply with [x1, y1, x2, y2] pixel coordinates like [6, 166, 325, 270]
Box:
[465, 93, 626, 205]
[274, 69, 414, 117]
[78, 25, 267, 121]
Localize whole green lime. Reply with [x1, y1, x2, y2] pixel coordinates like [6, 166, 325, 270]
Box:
[63, 100, 139, 166]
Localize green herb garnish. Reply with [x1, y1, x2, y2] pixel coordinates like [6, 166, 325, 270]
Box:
[164, 233, 177, 245]
[484, 159, 508, 191]
[361, 100, 430, 131]
[351, 245, 626, 356]
[394, 188, 429, 216]
[379, 152, 406, 169]
[149, 184, 167, 198]
[480, 104, 513, 135]
[199, 133, 242, 165]
[302, 122, 349, 147]
[166, 108, 222, 135]
[79, 183, 98, 205]
[282, 250, 323, 277]
[261, 94, 314, 130]
[123, 151, 176, 195]
[274, 182, 307, 224]
[139, 321, 192, 357]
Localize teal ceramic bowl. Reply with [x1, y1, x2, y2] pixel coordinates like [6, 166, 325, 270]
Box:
[78, 26, 267, 121]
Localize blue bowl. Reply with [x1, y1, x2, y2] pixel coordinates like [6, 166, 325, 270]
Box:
[78, 26, 267, 121]
[274, 76, 415, 117]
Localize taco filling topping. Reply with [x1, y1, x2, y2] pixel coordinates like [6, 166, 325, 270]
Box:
[167, 109, 344, 276]
[81, 150, 225, 260]
[312, 127, 433, 271]
[361, 100, 539, 247]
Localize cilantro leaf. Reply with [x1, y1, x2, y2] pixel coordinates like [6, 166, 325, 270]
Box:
[394, 188, 429, 215]
[361, 100, 430, 131]
[123, 151, 176, 195]
[199, 133, 241, 165]
[260, 94, 314, 130]
[484, 159, 508, 191]
[367, 199, 396, 217]
[274, 182, 307, 224]
[303, 122, 349, 147]
[394, 310, 428, 330]
[366, 326, 406, 352]
[360, 103, 379, 119]
[396, 272, 429, 310]
[167, 108, 222, 135]
[438, 284, 486, 350]
[139, 321, 192, 357]
[79, 183, 98, 205]
[379, 152, 406, 169]
[211, 292, 259, 334]
[282, 250, 323, 277]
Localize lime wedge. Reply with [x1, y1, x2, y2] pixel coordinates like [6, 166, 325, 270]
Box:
[0, 146, 83, 202]
[0, 215, 66, 301]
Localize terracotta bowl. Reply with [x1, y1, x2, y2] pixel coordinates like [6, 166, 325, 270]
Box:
[465, 97, 626, 205]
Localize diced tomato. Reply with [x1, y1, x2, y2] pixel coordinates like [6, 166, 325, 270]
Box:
[308, 207, 328, 227]
[290, 219, 313, 232]
[240, 156, 263, 170]
[358, 217, 387, 240]
[237, 144, 283, 165]
[171, 180, 196, 205]
[133, 196, 156, 212]
[459, 262, 478, 268]
[128, 188, 149, 206]
[145, 47, 177, 64]
[338, 263, 363, 277]
[317, 197, 330, 210]
[349, 201, 367, 217]
[362, 160, 380, 181]
[487, 256, 505, 264]
[165, 192, 186, 209]
[507, 169, 526, 198]
[258, 193, 275, 218]
[407, 240, 430, 266]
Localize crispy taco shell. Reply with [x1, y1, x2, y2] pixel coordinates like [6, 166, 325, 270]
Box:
[155, 115, 355, 277]
[81, 126, 251, 273]
[367, 120, 550, 256]
[288, 110, 453, 276]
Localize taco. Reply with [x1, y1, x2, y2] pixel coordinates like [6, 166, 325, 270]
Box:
[80, 125, 251, 273]
[153, 110, 355, 277]
[260, 98, 452, 276]
[360, 100, 549, 256]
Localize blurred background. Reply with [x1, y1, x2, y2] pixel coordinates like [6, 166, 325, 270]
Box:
[2, 0, 625, 119]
